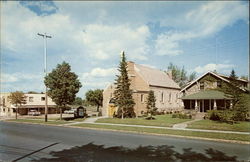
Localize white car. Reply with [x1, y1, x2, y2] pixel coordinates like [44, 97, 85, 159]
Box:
[28, 110, 41, 116]
[64, 109, 76, 114]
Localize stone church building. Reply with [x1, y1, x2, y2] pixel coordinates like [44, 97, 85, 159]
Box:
[102, 61, 182, 117]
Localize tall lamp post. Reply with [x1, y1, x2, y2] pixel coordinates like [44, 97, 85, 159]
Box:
[37, 33, 52, 122]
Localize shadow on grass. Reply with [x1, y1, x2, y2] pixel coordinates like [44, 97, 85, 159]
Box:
[32, 143, 238, 162]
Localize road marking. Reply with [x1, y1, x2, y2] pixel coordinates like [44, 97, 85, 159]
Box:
[12, 142, 59, 162]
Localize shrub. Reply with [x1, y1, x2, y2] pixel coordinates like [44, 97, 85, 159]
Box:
[172, 113, 192, 119]
[207, 110, 236, 123]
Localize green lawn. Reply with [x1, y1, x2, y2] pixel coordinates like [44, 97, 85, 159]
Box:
[96, 114, 192, 127]
[7, 119, 69, 125]
[188, 120, 250, 132]
[74, 123, 250, 142]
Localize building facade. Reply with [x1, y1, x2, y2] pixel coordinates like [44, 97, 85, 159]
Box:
[180, 71, 248, 113]
[102, 61, 182, 117]
[0, 93, 57, 116]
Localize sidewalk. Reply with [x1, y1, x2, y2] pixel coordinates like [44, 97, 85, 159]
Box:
[62, 116, 107, 126]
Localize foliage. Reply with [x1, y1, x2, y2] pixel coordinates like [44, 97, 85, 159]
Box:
[146, 90, 157, 119]
[167, 62, 196, 88]
[234, 93, 250, 121]
[8, 91, 27, 119]
[206, 110, 234, 123]
[72, 97, 83, 106]
[44, 61, 82, 120]
[172, 113, 192, 119]
[85, 89, 103, 112]
[113, 51, 135, 119]
[219, 70, 243, 108]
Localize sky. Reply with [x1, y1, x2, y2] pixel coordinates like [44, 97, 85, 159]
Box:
[1, 1, 249, 98]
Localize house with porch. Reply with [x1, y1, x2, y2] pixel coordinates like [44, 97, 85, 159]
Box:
[180, 71, 248, 113]
[102, 61, 182, 117]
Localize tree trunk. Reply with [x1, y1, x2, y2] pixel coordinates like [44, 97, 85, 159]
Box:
[60, 107, 62, 120]
[15, 108, 17, 120]
[121, 108, 124, 119]
[97, 105, 99, 112]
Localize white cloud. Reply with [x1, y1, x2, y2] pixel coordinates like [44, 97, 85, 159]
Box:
[81, 24, 150, 60]
[1, 73, 41, 83]
[155, 1, 248, 56]
[82, 67, 117, 78]
[194, 63, 234, 74]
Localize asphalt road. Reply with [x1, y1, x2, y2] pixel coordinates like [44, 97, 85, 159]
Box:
[0, 121, 249, 162]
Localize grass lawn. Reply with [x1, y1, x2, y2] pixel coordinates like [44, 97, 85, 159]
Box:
[7, 119, 69, 125]
[187, 120, 250, 132]
[74, 123, 250, 142]
[96, 114, 192, 127]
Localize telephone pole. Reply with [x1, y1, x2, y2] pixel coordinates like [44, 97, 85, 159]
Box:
[37, 33, 52, 122]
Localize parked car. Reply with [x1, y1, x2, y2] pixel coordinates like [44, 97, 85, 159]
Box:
[64, 108, 76, 114]
[28, 110, 41, 116]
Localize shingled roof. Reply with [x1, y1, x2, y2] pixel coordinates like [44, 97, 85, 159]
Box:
[134, 64, 180, 89]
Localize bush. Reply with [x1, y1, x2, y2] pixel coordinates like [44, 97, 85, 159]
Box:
[207, 110, 237, 124]
[172, 113, 192, 119]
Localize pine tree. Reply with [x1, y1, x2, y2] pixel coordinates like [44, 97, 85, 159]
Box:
[220, 70, 243, 108]
[146, 90, 157, 119]
[113, 51, 135, 119]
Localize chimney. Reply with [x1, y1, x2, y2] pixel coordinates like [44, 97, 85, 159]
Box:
[167, 70, 172, 79]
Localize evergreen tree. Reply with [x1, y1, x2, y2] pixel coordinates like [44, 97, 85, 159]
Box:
[44, 62, 82, 120]
[146, 90, 157, 119]
[113, 51, 135, 119]
[221, 69, 243, 108]
[8, 91, 27, 119]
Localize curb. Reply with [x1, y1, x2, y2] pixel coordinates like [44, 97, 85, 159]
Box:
[2, 120, 250, 145]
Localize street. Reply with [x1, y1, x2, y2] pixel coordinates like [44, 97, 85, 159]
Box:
[0, 121, 249, 162]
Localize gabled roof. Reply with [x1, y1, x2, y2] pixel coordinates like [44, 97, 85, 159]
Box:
[134, 64, 180, 89]
[180, 71, 248, 92]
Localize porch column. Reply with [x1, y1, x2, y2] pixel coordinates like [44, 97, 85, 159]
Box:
[195, 100, 198, 111]
[214, 100, 217, 110]
[230, 100, 233, 109]
[202, 100, 204, 112]
[209, 99, 211, 110]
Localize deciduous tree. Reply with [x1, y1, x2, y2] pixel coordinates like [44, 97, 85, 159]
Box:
[44, 61, 82, 120]
[85, 89, 103, 112]
[8, 91, 26, 119]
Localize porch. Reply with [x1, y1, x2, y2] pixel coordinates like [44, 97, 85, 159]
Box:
[181, 90, 231, 112]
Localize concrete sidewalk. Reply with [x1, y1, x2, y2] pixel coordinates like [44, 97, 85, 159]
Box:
[62, 116, 107, 126]
[172, 119, 202, 129]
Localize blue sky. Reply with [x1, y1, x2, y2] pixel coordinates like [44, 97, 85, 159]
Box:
[1, 1, 249, 97]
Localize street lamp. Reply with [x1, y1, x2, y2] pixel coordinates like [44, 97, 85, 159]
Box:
[37, 33, 52, 122]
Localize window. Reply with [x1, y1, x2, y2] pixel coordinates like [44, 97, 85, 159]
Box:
[169, 93, 171, 102]
[176, 93, 178, 102]
[41, 97, 45, 101]
[29, 97, 34, 102]
[200, 82, 204, 90]
[217, 80, 222, 88]
[141, 94, 144, 102]
[161, 92, 164, 103]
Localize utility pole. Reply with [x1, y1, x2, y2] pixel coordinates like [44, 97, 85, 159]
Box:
[37, 33, 52, 122]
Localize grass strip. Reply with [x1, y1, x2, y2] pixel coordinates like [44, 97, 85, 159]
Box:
[7, 119, 69, 125]
[188, 120, 250, 132]
[96, 115, 192, 127]
[74, 123, 250, 142]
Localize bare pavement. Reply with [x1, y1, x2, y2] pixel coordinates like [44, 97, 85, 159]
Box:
[0, 121, 249, 162]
